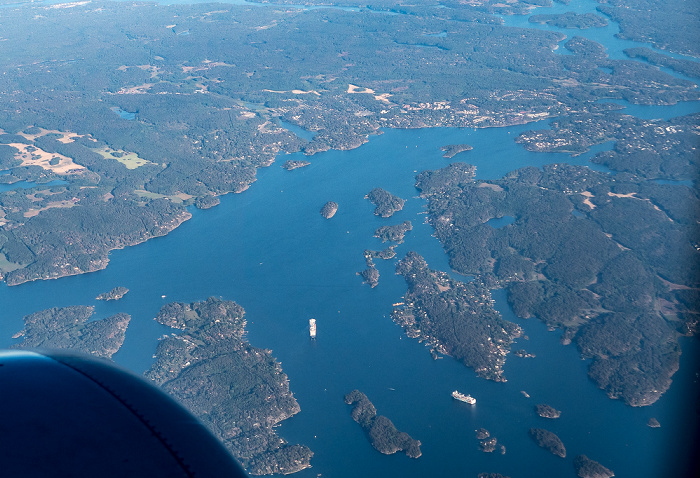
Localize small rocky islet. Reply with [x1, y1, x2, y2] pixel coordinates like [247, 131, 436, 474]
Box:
[320, 201, 338, 219]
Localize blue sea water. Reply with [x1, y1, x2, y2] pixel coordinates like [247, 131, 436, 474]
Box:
[0, 1, 699, 477]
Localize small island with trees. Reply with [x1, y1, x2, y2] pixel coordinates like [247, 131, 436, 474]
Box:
[365, 187, 405, 218]
[374, 221, 413, 243]
[320, 201, 338, 219]
[344, 389, 421, 459]
[282, 159, 310, 171]
[440, 144, 473, 159]
[529, 428, 566, 458]
[535, 404, 562, 419]
[358, 250, 381, 288]
[11, 305, 130, 359]
[474, 428, 506, 454]
[96, 286, 129, 301]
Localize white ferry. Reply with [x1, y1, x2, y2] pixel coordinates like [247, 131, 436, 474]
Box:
[452, 390, 476, 405]
[309, 318, 317, 339]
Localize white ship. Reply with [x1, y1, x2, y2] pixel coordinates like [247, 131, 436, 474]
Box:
[452, 390, 476, 405]
[309, 318, 317, 339]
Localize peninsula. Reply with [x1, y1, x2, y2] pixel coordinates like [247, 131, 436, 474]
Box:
[416, 161, 698, 406]
[374, 221, 412, 244]
[394, 252, 522, 382]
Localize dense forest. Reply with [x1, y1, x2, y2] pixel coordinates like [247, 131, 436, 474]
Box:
[145, 298, 313, 475]
[12, 306, 129, 359]
[415, 159, 699, 405]
[394, 252, 522, 381]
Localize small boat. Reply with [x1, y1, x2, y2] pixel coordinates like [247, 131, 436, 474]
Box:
[309, 318, 317, 339]
[452, 390, 476, 405]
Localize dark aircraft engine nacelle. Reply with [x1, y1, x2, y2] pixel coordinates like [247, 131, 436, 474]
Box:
[0, 349, 247, 478]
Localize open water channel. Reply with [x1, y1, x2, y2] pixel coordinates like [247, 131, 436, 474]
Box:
[1, 1, 698, 477]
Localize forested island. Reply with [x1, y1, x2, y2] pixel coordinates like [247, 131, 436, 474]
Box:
[574, 455, 615, 478]
[365, 247, 396, 261]
[358, 246, 399, 288]
[529, 428, 566, 458]
[96, 286, 129, 301]
[415, 160, 698, 406]
[365, 188, 405, 218]
[11, 306, 129, 359]
[344, 390, 422, 458]
[358, 250, 381, 288]
[282, 160, 311, 171]
[474, 429, 505, 454]
[145, 298, 313, 475]
[358, 265, 380, 288]
[393, 252, 522, 381]
[440, 144, 473, 159]
[374, 221, 413, 243]
[535, 404, 562, 419]
[320, 201, 338, 219]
